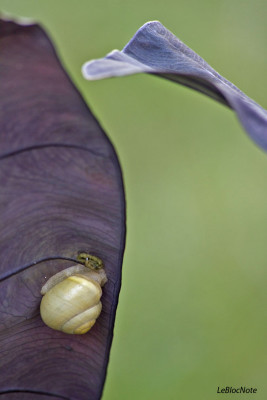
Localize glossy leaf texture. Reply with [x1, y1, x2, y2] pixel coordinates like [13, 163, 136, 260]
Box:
[0, 18, 125, 400]
[83, 21, 267, 152]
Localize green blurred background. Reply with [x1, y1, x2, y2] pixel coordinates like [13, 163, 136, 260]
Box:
[1, 1, 266, 399]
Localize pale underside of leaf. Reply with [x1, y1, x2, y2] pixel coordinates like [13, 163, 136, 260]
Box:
[83, 21, 267, 152]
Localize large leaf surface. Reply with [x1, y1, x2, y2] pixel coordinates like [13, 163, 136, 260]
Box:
[0, 19, 125, 400]
[83, 21, 267, 152]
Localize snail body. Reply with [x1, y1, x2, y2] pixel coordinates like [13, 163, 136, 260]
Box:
[40, 255, 107, 334]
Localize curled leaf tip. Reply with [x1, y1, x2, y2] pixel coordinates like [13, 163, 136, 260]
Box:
[82, 21, 267, 152]
[82, 49, 153, 80]
[0, 12, 36, 26]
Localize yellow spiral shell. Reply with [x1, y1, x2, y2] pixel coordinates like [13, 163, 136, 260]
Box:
[40, 258, 107, 334]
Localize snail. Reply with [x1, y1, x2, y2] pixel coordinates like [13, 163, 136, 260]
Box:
[40, 254, 107, 334]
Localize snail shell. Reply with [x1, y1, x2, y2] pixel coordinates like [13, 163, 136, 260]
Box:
[40, 264, 107, 334]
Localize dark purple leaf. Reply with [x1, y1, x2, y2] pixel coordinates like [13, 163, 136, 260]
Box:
[0, 18, 125, 400]
[83, 21, 267, 152]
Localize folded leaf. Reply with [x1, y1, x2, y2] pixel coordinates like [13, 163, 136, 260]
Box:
[0, 18, 125, 400]
[83, 21, 267, 152]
